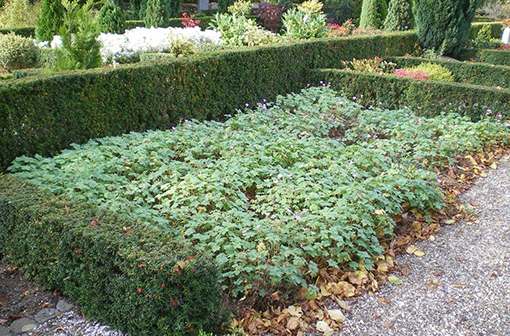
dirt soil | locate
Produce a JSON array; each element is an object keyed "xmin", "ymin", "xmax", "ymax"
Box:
[{"xmin": 0, "ymin": 261, "xmax": 58, "ymax": 323}]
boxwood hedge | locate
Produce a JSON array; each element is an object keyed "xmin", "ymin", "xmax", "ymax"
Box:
[
  {"xmin": 315, "ymin": 68, "xmax": 510, "ymax": 119},
  {"xmin": 388, "ymin": 56, "xmax": 510, "ymax": 88},
  {"xmin": 0, "ymin": 174, "xmax": 228, "ymax": 335}
]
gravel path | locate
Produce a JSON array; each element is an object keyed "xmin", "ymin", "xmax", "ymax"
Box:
[{"xmin": 337, "ymin": 155, "xmax": 510, "ymax": 335}]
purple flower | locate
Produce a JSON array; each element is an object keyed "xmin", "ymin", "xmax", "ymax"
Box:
[
  {"xmin": 277, "ymin": 173, "xmax": 284, "ymax": 179},
  {"xmin": 296, "ymin": 216, "xmax": 302, "ymax": 221},
  {"xmin": 301, "ymin": 227, "xmax": 307, "ymax": 231},
  {"xmin": 485, "ymin": 109, "xmax": 493, "ymax": 115},
  {"xmin": 311, "ymin": 231, "xmax": 316, "ymax": 235},
  {"xmin": 245, "ymin": 103, "xmax": 250, "ymax": 107}
]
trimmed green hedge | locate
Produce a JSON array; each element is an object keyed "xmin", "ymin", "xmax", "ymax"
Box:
[
  {"xmin": 0, "ymin": 27, "xmax": 36, "ymax": 37},
  {"xmin": 389, "ymin": 56, "xmax": 510, "ymax": 88},
  {"xmin": 0, "ymin": 175, "xmax": 228, "ymax": 335},
  {"xmin": 0, "ymin": 31, "xmax": 419, "ymax": 171},
  {"xmin": 124, "ymin": 15, "xmax": 222, "ymax": 30},
  {"xmin": 477, "ymin": 49, "xmax": 510, "ymax": 66},
  {"xmin": 314, "ymin": 68, "xmax": 510, "ymax": 119},
  {"xmin": 458, "ymin": 48, "xmax": 510, "ymax": 66},
  {"xmin": 468, "ymin": 22, "xmax": 503, "ymax": 40}
]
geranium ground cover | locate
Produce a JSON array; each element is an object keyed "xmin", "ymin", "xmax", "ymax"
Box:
[{"xmin": 9, "ymin": 86, "xmax": 509, "ymax": 297}]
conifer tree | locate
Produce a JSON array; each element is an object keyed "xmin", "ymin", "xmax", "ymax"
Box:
[
  {"xmin": 384, "ymin": 0, "xmax": 413, "ymax": 31},
  {"xmin": 414, "ymin": 0, "xmax": 484, "ymax": 56},
  {"xmin": 359, "ymin": 0, "xmax": 387, "ymax": 29},
  {"xmin": 35, "ymin": 0, "xmax": 64, "ymax": 41}
]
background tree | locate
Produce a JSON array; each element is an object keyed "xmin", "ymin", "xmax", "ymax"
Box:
[
  {"xmin": 414, "ymin": 0, "xmax": 484, "ymax": 56},
  {"xmin": 143, "ymin": 0, "xmax": 180, "ymax": 27},
  {"xmin": 384, "ymin": 0, "xmax": 413, "ymax": 31},
  {"xmin": 97, "ymin": 0, "xmax": 126, "ymax": 33},
  {"xmin": 36, "ymin": 0, "xmax": 64, "ymax": 41},
  {"xmin": 55, "ymin": 0, "xmax": 102, "ymax": 70},
  {"xmin": 359, "ymin": 0, "xmax": 387, "ymax": 29}
]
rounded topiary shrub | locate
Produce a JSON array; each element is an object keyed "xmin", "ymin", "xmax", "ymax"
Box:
[{"xmin": 0, "ymin": 33, "xmax": 38, "ymax": 72}]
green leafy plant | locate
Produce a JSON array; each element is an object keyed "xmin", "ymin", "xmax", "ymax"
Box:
[
  {"xmin": 10, "ymin": 86, "xmax": 509, "ymax": 299},
  {"xmin": 210, "ymin": 12, "xmax": 277, "ymax": 46},
  {"xmin": 167, "ymin": 34, "xmax": 197, "ymax": 57},
  {"xmin": 414, "ymin": 0, "xmax": 484, "ymax": 56},
  {"xmin": 36, "ymin": 0, "xmax": 64, "ymax": 41},
  {"xmin": 228, "ymin": 0, "xmax": 251, "ymax": 16},
  {"xmin": 407, "ymin": 63, "xmax": 456, "ymax": 82},
  {"xmin": 54, "ymin": 0, "xmax": 102, "ymax": 70},
  {"xmin": 383, "ymin": 0, "xmax": 413, "ymax": 31},
  {"xmin": 282, "ymin": 1, "xmax": 328, "ymax": 39},
  {"xmin": 0, "ymin": 32, "xmax": 38, "ymax": 72},
  {"xmin": 97, "ymin": 0, "xmax": 126, "ymax": 33},
  {"xmin": 341, "ymin": 56, "xmax": 396, "ymax": 73},
  {"xmin": 0, "ymin": 0, "xmax": 41, "ymax": 29},
  {"xmin": 359, "ymin": 0, "xmax": 387, "ymax": 29},
  {"xmin": 144, "ymin": 0, "xmax": 181, "ymax": 27},
  {"xmin": 297, "ymin": 0, "xmax": 324, "ymax": 14}
]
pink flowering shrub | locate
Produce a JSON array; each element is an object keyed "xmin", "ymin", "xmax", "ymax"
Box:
[
  {"xmin": 394, "ymin": 68, "xmax": 430, "ymax": 80},
  {"xmin": 181, "ymin": 12, "xmax": 200, "ymax": 28}
]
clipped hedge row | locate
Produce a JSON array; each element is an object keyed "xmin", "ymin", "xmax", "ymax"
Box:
[
  {"xmin": 0, "ymin": 175, "xmax": 228, "ymax": 335},
  {"xmin": 0, "ymin": 27, "xmax": 35, "ymax": 37},
  {"xmin": 389, "ymin": 56, "xmax": 510, "ymax": 88},
  {"xmin": 314, "ymin": 68, "xmax": 510, "ymax": 119},
  {"xmin": 458, "ymin": 47, "xmax": 510, "ymax": 66},
  {"xmin": 468, "ymin": 21, "xmax": 503, "ymax": 40},
  {"xmin": 0, "ymin": 31, "xmax": 419, "ymax": 171},
  {"xmin": 124, "ymin": 15, "xmax": 222, "ymax": 30}
]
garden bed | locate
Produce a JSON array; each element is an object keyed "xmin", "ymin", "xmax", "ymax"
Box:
[{"xmin": 2, "ymin": 86, "xmax": 509, "ymax": 334}]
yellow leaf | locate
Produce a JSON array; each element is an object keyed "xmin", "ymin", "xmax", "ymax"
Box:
[
  {"xmin": 388, "ymin": 275, "xmax": 403, "ymax": 285},
  {"xmin": 327, "ymin": 309, "xmax": 346, "ymax": 323},
  {"xmin": 348, "ymin": 270, "xmax": 368, "ymax": 286},
  {"xmin": 406, "ymin": 245, "xmax": 418, "ymax": 254},
  {"xmin": 287, "ymin": 305, "xmax": 303, "ymax": 317},
  {"xmin": 443, "ymin": 219, "xmax": 455, "ymax": 225},
  {"xmin": 490, "ymin": 163, "xmax": 497, "ymax": 169},
  {"xmin": 336, "ymin": 281, "xmax": 356, "ymax": 298},
  {"xmin": 413, "ymin": 250, "xmax": 425, "ymax": 257},
  {"xmin": 316, "ymin": 321, "xmax": 332, "ymax": 334},
  {"xmin": 287, "ymin": 316, "xmax": 300, "ymax": 330},
  {"xmin": 376, "ymin": 260, "xmax": 391, "ymax": 273},
  {"xmin": 428, "ymin": 235, "xmax": 436, "ymax": 242},
  {"xmin": 320, "ymin": 284, "xmax": 331, "ymax": 297}
]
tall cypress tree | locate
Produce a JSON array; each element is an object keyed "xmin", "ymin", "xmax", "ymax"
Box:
[
  {"xmin": 384, "ymin": 0, "xmax": 413, "ymax": 31},
  {"xmin": 414, "ymin": 0, "xmax": 484, "ymax": 56},
  {"xmin": 359, "ymin": 0, "xmax": 387, "ymax": 29},
  {"xmin": 35, "ymin": 0, "xmax": 64, "ymax": 42}
]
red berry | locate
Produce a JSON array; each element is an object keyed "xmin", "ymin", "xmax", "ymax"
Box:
[
  {"xmin": 137, "ymin": 288, "xmax": 142, "ymax": 294},
  {"xmin": 161, "ymin": 283, "xmax": 166, "ymax": 288}
]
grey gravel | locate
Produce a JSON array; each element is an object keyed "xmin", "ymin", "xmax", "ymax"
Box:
[
  {"xmin": 22, "ymin": 311, "xmax": 123, "ymax": 336},
  {"xmin": 337, "ymin": 155, "xmax": 510, "ymax": 335}
]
